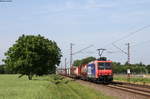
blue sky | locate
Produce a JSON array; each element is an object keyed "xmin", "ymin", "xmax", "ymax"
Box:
[{"xmin": 0, "ymin": 0, "xmax": 150, "ymax": 66}]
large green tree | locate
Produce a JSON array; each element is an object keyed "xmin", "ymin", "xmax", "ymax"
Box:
[{"xmin": 3, "ymin": 34, "xmax": 62, "ymax": 80}]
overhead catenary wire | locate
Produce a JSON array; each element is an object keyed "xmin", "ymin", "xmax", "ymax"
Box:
[
  {"xmin": 101, "ymin": 25, "xmax": 150, "ymax": 64},
  {"xmin": 103, "ymin": 25, "xmax": 150, "ymax": 58},
  {"xmin": 102, "ymin": 25, "xmax": 150, "ymax": 49},
  {"xmin": 112, "ymin": 39, "xmax": 150, "ymax": 49},
  {"xmin": 67, "ymin": 25, "xmax": 150, "ymax": 57},
  {"xmin": 112, "ymin": 24, "xmax": 150, "ymax": 44},
  {"xmin": 63, "ymin": 25, "xmax": 150, "ymax": 66},
  {"xmin": 131, "ymin": 40, "xmax": 150, "ymax": 47},
  {"xmin": 112, "ymin": 43, "xmax": 128, "ymax": 55},
  {"xmin": 72, "ymin": 44, "xmax": 94, "ymax": 55}
]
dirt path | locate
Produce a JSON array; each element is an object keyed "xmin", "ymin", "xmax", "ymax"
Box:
[{"xmin": 75, "ymin": 80, "xmax": 149, "ymax": 99}]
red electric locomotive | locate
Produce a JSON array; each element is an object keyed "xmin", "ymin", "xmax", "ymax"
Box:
[{"xmin": 76, "ymin": 57, "xmax": 113, "ymax": 83}]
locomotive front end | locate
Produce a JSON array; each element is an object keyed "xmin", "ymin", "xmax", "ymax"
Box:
[{"xmin": 97, "ymin": 61, "xmax": 113, "ymax": 83}]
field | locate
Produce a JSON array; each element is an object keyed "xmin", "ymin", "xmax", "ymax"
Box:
[
  {"xmin": 0, "ymin": 74, "xmax": 114, "ymax": 99},
  {"xmin": 114, "ymin": 74, "xmax": 150, "ymax": 85}
]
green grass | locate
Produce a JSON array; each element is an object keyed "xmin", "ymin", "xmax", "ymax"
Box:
[
  {"xmin": 114, "ymin": 75, "xmax": 150, "ymax": 84},
  {"xmin": 0, "ymin": 74, "xmax": 115, "ymax": 99}
]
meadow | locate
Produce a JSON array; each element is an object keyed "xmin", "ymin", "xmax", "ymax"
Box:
[
  {"xmin": 114, "ymin": 74, "xmax": 150, "ymax": 85},
  {"xmin": 0, "ymin": 74, "xmax": 114, "ymax": 99}
]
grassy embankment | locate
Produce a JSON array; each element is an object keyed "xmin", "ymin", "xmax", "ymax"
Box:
[
  {"xmin": 114, "ymin": 74, "xmax": 150, "ymax": 85},
  {"xmin": 0, "ymin": 74, "xmax": 115, "ymax": 99}
]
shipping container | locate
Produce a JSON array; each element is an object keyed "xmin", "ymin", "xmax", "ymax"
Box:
[
  {"xmin": 87, "ymin": 63, "xmax": 96, "ymax": 78},
  {"xmin": 80, "ymin": 64, "xmax": 88, "ymax": 79}
]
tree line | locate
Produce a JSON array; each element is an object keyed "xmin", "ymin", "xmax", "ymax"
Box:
[{"xmin": 112, "ymin": 62, "xmax": 150, "ymax": 74}]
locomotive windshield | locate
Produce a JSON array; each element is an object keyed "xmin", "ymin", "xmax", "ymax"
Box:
[{"xmin": 98, "ymin": 62, "xmax": 111, "ymax": 70}]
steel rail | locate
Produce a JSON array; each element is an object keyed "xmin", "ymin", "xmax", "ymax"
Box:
[{"xmin": 106, "ymin": 84, "xmax": 150, "ymax": 98}]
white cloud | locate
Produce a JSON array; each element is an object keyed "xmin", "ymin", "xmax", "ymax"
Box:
[
  {"xmin": 85, "ymin": 0, "xmax": 116, "ymax": 9},
  {"xmin": 41, "ymin": 0, "xmax": 117, "ymax": 12},
  {"xmin": 85, "ymin": 3, "xmax": 116, "ymax": 9}
]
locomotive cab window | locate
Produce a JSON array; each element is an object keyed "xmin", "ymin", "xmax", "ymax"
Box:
[
  {"xmin": 98, "ymin": 63, "xmax": 105, "ymax": 69},
  {"xmin": 105, "ymin": 63, "xmax": 111, "ymax": 69},
  {"xmin": 98, "ymin": 62, "xmax": 112, "ymax": 70}
]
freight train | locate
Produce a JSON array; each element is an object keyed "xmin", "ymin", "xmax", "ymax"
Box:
[{"xmin": 57, "ymin": 57, "xmax": 113, "ymax": 83}]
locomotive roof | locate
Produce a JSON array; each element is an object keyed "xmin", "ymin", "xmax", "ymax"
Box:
[{"xmin": 88, "ymin": 60, "xmax": 112, "ymax": 64}]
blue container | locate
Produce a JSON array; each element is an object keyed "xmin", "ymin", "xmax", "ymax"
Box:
[{"xmin": 87, "ymin": 63, "xmax": 96, "ymax": 78}]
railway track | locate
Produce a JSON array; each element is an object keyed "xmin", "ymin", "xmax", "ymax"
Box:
[
  {"xmin": 113, "ymin": 81, "xmax": 150, "ymax": 89},
  {"xmin": 107, "ymin": 82, "xmax": 150, "ymax": 98},
  {"xmin": 62, "ymin": 75, "xmax": 150, "ymax": 98}
]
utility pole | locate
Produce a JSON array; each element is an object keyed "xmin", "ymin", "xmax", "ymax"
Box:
[
  {"xmin": 65, "ymin": 58, "xmax": 67, "ymax": 75},
  {"xmin": 97, "ymin": 48, "xmax": 106, "ymax": 58},
  {"xmin": 126, "ymin": 43, "xmax": 130, "ymax": 64},
  {"xmin": 70, "ymin": 43, "xmax": 73, "ymax": 68}
]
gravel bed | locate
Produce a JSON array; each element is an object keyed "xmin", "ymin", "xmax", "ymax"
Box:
[{"xmin": 75, "ymin": 80, "xmax": 149, "ymax": 99}]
